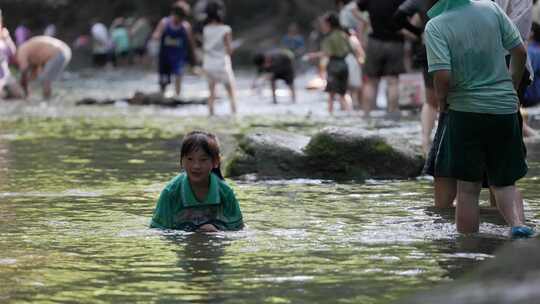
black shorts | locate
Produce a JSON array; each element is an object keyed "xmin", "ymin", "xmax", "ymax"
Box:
[
  {"xmin": 325, "ymin": 57, "xmax": 348, "ymax": 95},
  {"xmin": 364, "ymin": 37, "xmax": 405, "ymax": 78},
  {"xmin": 273, "ymin": 67, "xmax": 295, "ymax": 86},
  {"xmin": 423, "ymin": 112, "xmax": 448, "ymax": 177},
  {"xmin": 439, "ymin": 110, "xmax": 527, "ymax": 186}
]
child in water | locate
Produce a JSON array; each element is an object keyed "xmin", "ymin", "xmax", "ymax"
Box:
[
  {"xmin": 150, "ymin": 131, "xmax": 244, "ymax": 232},
  {"xmin": 202, "ymin": 1, "xmax": 237, "ymax": 115},
  {"xmin": 305, "ymin": 12, "xmax": 353, "ymax": 114},
  {"xmin": 152, "ymin": 2, "xmax": 195, "ymax": 96}
]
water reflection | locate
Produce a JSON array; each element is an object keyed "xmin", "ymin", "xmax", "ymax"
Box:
[
  {"xmin": 433, "ymin": 235, "xmax": 507, "ymax": 280},
  {"xmin": 169, "ymin": 233, "xmax": 227, "ymax": 280}
]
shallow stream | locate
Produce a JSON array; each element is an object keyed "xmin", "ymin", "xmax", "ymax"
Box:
[{"xmin": 1, "ymin": 69, "xmax": 539, "ymax": 303}]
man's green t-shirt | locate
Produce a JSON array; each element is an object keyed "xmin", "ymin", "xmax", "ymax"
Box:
[
  {"xmin": 425, "ymin": 0, "xmax": 523, "ymax": 114},
  {"xmin": 150, "ymin": 173, "xmax": 244, "ymax": 231}
]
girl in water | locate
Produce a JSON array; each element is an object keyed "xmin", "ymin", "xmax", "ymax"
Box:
[{"xmin": 150, "ymin": 131, "xmax": 244, "ymax": 232}]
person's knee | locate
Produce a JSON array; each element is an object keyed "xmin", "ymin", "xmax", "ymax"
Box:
[{"xmin": 458, "ymin": 180, "xmax": 481, "ymax": 195}]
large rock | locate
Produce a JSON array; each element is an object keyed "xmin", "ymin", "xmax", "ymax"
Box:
[
  {"xmin": 225, "ymin": 130, "xmax": 311, "ymax": 179},
  {"xmin": 225, "ymin": 127, "xmax": 424, "ymax": 180},
  {"xmin": 397, "ymin": 238, "xmax": 540, "ymax": 304}
]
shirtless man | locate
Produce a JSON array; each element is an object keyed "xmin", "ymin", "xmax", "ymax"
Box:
[{"xmin": 17, "ymin": 36, "xmax": 71, "ymax": 99}]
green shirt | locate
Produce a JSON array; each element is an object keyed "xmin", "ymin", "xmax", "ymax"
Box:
[
  {"xmin": 321, "ymin": 30, "xmax": 351, "ymax": 58},
  {"xmin": 150, "ymin": 173, "xmax": 244, "ymax": 231},
  {"xmin": 111, "ymin": 27, "xmax": 130, "ymax": 54},
  {"xmin": 425, "ymin": 0, "xmax": 522, "ymax": 114}
]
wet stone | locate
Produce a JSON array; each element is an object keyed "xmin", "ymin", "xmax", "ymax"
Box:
[{"xmin": 225, "ymin": 127, "xmax": 425, "ymax": 180}]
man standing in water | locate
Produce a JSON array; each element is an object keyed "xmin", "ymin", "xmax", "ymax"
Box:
[
  {"xmin": 17, "ymin": 36, "xmax": 71, "ymax": 99},
  {"xmin": 356, "ymin": 0, "xmax": 405, "ymax": 118},
  {"xmin": 425, "ymin": 0, "xmax": 533, "ymax": 237}
]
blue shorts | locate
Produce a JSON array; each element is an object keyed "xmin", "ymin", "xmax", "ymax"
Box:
[{"xmin": 158, "ymin": 57, "xmax": 185, "ymax": 85}]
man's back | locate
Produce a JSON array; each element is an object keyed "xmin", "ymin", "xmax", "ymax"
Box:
[{"xmin": 426, "ymin": 0, "xmax": 521, "ymax": 114}]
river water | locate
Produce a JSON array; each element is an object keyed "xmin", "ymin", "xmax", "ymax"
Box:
[{"xmin": 0, "ymin": 69, "xmax": 539, "ymax": 303}]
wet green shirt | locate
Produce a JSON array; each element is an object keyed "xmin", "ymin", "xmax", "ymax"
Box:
[
  {"xmin": 321, "ymin": 30, "xmax": 351, "ymax": 58},
  {"xmin": 150, "ymin": 173, "xmax": 244, "ymax": 231},
  {"xmin": 425, "ymin": 0, "xmax": 522, "ymax": 114}
]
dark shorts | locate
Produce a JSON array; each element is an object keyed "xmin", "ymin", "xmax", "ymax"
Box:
[
  {"xmin": 269, "ymin": 56, "xmax": 295, "ymax": 86},
  {"xmin": 158, "ymin": 57, "xmax": 185, "ymax": 86},
  {"xmin": 438, "ymin": 110, "xmax": 527, "ymax": 187},
  {"xmin": 133, "ymin": 47, "xmax": 146, "ymax": 57},
  {"xmin": 92, "ymin": 53, "xmax": 108, "ymax": 67},
  {"xmin": 423, "ymin": 112, "xmax": 448, "ymax": 177},
  {"xmin": 272, "ymin": 67, "xmax": 295, "ymax": 86},
  {"xmin": 325, "ymin": 57, "xmax": 348, "ymax": 95},
  {"xmin": 364, "ymin": 37, "xmax": 405, "ymax": 78}
]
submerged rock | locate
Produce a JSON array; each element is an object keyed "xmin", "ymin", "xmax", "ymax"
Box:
[
  {"xmin": 225, "ymin": 127, "xmax": 424, "ymax": 180},
  {"xmin": 398, "ymin": 238, "xmax": 540, "ymax": 304},
  {"xmin": 76, "ymin": 91, "xmax": 207, "ymax": 107}
]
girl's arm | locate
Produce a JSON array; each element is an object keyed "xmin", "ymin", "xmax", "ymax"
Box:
[
  {"xmin": 151, "ymin": 18, "xmax": 166, "ymax": 40},
  {"xmin": 183, "ymin": 21, "xmax": 198, "ymax": 66},
  {"xmin": 224, "ymin": 31, "xmax": 233, "ymax": 56},
  {"xmin": 303, "ymin": 51, "xmax": 326, "ymax": 61}
]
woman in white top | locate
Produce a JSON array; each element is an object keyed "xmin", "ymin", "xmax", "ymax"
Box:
[{"xmin": 202, "ymin": 2, "xmax": 237, "ymax": 115}]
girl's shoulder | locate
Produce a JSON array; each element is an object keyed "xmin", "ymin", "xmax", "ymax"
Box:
[
  {"xmin": 216, "ymin": 177, "xmax": 236, "ymax": 198},
  {"xmin": 162, "ymin": 173, "xmax": 186, "ymax": 193}
]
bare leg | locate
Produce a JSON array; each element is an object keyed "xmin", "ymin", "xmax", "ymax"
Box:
[
  {"xmin": 224, "ymin": 82, "xmax": 237, "ymax": 114},
  {"xmin": 207, "ymin": 80, "xmax": 216, "ymax": 116},
  {"xmin": 175, "ymin": 74, "xmax": 183, "ymax": 96},
  {"xmin": 361, "ymin": 77, "xmax": 379, "ymax": 116},
  {"xmin": 386, "ymin": 76, "xmax": 400, "ymax": 114},
  {"xmin": 6, "ymin": 83, "xmax": 25, "ymax": 99},
  {"xmin": 434, "ymin": 177, "xmax": 456, "ymax": 208},
  {"xmin": 523, "ymin": 120, "xmax": 539, "ymax": 137},
  {"xmin": 421, "ymin": 87, "xmax": 438, "ymax": 155},
  {"xmin": 456, "ymin": 180, "xmax": 481, "ymax": 233},
  {"xmin": 338, "ymin": 94, "xmax": 350, "ymax": 111},
  {"xmin": 289, "ymin": 83, "xmax": 296, "ymax": 103},
  {"xmin": 328, "ymin": 92, "xmax": 335, "ymax": 114},
  {"xmin": 492, "ymin": 185, "xmax": 525, "ymax": 227},
  {"xmin": 489, "ymin": 188, "xmax": 497, "ymax": 208},
  {"xmin": 271, "ymin": 80, "xmax": 277, "ymax": 104},
  {"xmin": 42, "ymin": 81, "xmax": 52, "ymax": 99},
  {"xmin": 351, "ymin": 86, "xmax": 362, "ymax": 110}
]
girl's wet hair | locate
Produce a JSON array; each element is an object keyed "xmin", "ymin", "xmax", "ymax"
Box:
[
  {"xmin": 205, "ymin": 1, "xmax": 226, "ymax": 23},
  {"xmin": 180, "ymin": 131, "xmax": 224, "ymax": 179}
]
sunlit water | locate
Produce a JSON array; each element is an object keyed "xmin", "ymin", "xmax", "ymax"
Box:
[{"xmin": 0, "ymin": 69, "xmax": 539, "ymax": 303}]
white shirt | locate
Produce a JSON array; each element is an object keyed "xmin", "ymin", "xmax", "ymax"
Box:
[
  {"xmin": 91, "ymin": 23, "xmax": 110, "ymax": 54},
  {"xmin": 494, "ymin": 0, "xmax": 533, "ymax": 81},
  {"xmin": 340, "ymin": 2, "xmax": 361, "ymax": 31},
  {"xmin": 494, "ymin": 0, "xmax": 533, "ymax": 41},
  {"xmin": 202, "ymin": 24, "xmax": 232, "ymax": 71}
]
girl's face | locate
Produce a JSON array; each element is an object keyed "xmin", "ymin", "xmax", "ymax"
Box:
[
  {"xmin": 320, "ymin": 20, "xmax": 331, "ymax": 34},
  {"xmin": 181, "ymin": 149, "xmax": 218, "ymax": 185}
]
